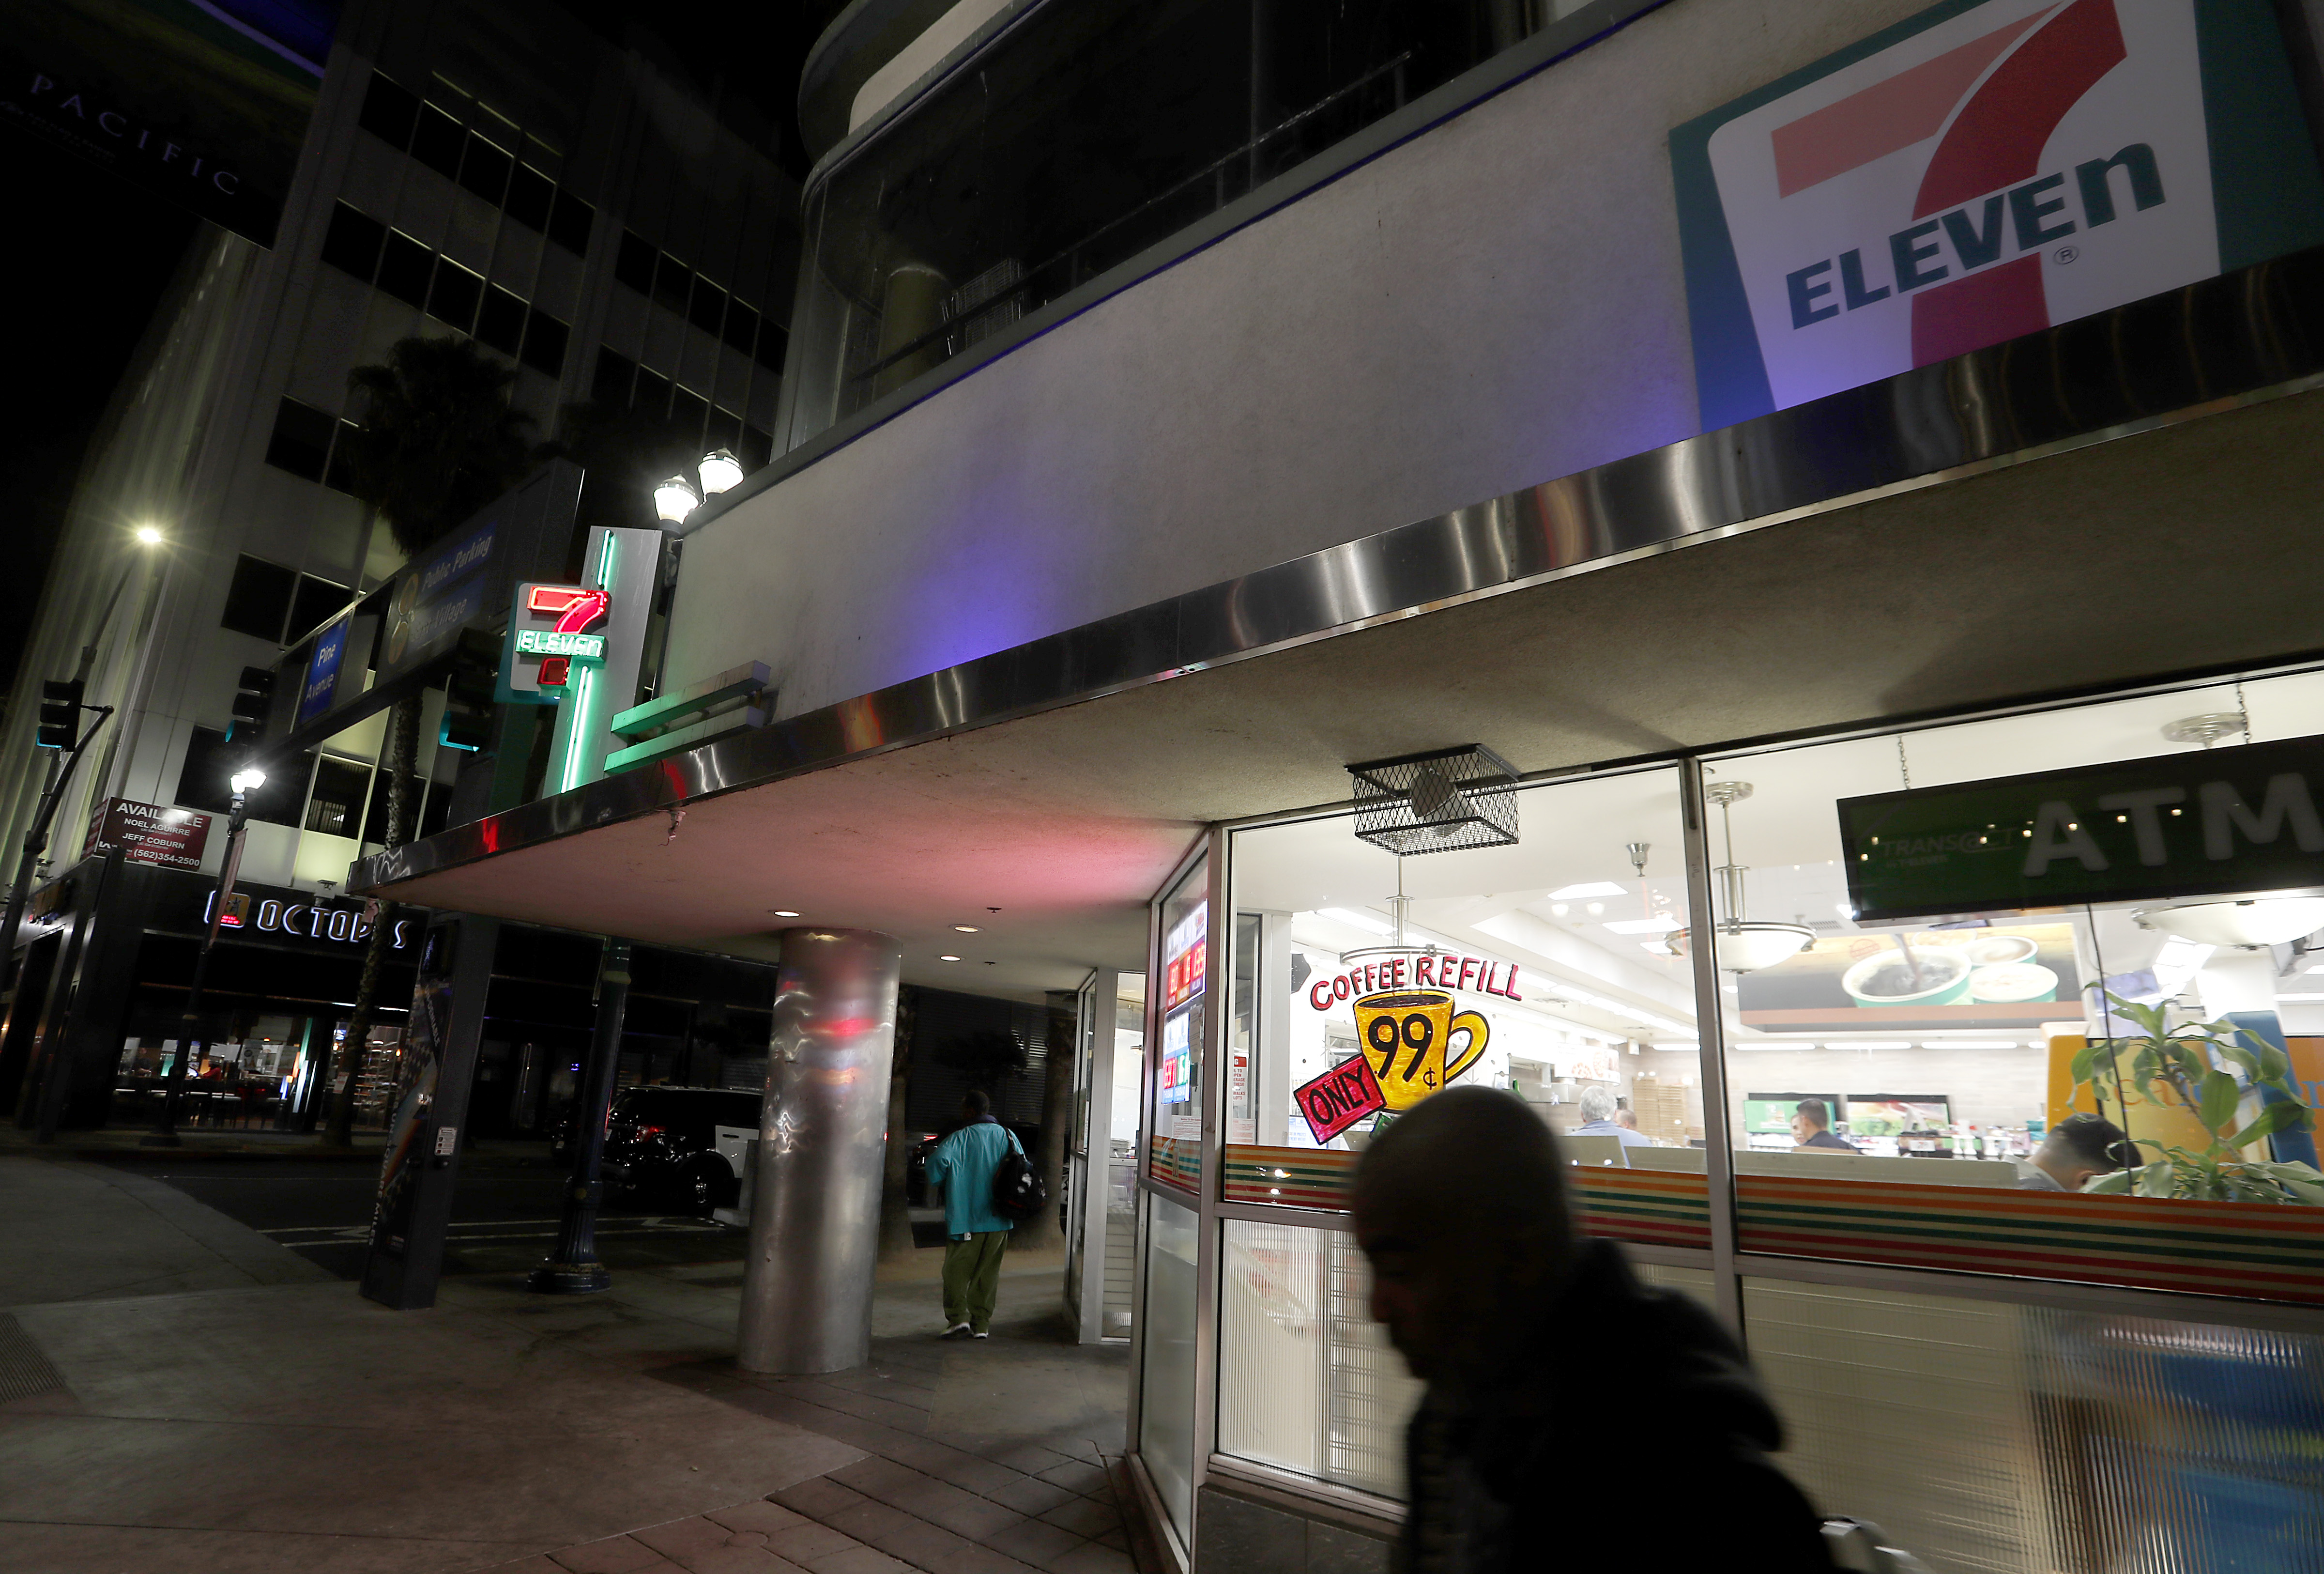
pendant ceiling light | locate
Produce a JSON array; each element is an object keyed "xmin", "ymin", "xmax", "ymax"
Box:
[
  {"xmin": 2133, "ymin": 896, "xmax": 2324, "ymax": 949},
  {"xmin": 1669, "ymin": 780, "xmax": 1814, "ymax": 972}
]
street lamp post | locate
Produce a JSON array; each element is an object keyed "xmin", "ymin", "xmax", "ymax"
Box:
[
  {"xmin": 529, "ymin": 938, "xmax": 631, "ymax": 1293},
  {"xmin": 142, "ymin": 766, "xmax": 263, "ymax": 1147}
]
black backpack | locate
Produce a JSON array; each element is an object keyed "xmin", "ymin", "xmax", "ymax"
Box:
[{"xmin": 992, "ymin": 1133, "xmax": 1047, "ymax": 1220}]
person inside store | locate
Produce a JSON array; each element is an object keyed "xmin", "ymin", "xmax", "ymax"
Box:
[
  {"xmin": 923, "ymin": 1089, "xmax": 1021, "ymax": 1340},
  {"xmin": 1789, "ymin": 1098, "xmax": 1858, "ymax": 1154},
  {"xmin": 1572, "ymin": 1085, "xmax": 1657, "ymax": 1148},
  {"xmin": 1612, "ymin": 1108, "xmax": 1655, "ymax": 1144},
  {"xmin": 1354, "ymin": 1087, "xmax": 1835, "ymax": 1572},
  {"xmin": 2017, "ymin": 1112, "xmax": 2132, "ymax": 1191}
]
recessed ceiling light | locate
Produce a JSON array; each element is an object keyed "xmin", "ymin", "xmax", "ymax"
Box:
[
  {"xmin": 770, "ymin": 909, "xmax": 800, "ymax": 918},
  {"xmin": 939, "ymin": 955, "xmax": 962, "ymax": 962},
  {"xmin": 1549, "ymin": 881, "xmax": 1627, "ymax": 899},
  {"xmin": 953, "ymin": 925, "xmax": 979, "ymax": 933}
]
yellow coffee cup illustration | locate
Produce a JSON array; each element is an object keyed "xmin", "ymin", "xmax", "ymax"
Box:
[{"xmin": 1355, "ymin": 990, "xmax": 1489, "ymax": 1111}]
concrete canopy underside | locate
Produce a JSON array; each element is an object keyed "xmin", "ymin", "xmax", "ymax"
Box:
[{"xmin": 362, "ymin": 390, "xmax": 2324, "ymax": 998}]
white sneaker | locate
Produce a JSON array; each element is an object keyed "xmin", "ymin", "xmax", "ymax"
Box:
[
  {"xmin": 972, "ymin": 1331, "xmax": 990, "ymax": 1339},
  {"xmin": 941, "ymin": 1322, "xmax": 973, "ymax": 1340}
]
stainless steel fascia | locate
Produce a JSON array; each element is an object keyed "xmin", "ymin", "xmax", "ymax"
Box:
[
  {"xmin": 349, "ymin": 253, "xmax": 2324, "ymax": 898},
  {"xmin": 736, "ymin": 926, "xmax": 902, "ymax": 1374}
]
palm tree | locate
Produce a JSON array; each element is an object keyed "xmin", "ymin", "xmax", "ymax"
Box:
[{"xmin": 315, "ymin": 337, "xmax": 535, "ymax": 1147}]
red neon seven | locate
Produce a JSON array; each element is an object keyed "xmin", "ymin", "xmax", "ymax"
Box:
[{"xmin": 526, "ymin": 585, "xmax": 611, "ymax": 633}]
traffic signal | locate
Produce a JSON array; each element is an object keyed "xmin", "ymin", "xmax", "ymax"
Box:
[
  {"xmin": 229, "ymin": 666, "xmax": 275, "ymax": 746},
  {"xmin": 35, "ymin": 679, "xmax": 82, "ymax": 750},
  {"xmin": 441, "ymin": 629, "xmax": 500, "ymax": 751}
]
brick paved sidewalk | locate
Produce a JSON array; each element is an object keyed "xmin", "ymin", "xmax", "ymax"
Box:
[{"xmin": 476, "ymin": 1319, "xmax": 1146, "ymax": 1574}]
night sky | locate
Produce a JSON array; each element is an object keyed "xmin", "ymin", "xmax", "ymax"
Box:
[{"xmin": 0, "ymin": 1, "xmax": 836, "ymax": 696}]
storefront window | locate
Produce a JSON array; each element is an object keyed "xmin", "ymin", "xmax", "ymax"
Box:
[
  {"xmin": 1149, "ymin": 855, "xmax": 1209, "ymax": 1192},
  {"xmin": 1707, "ymin": 675, "xmax": 2324, "ymax": 1292},
  {"xmin": 1139, "ymin": 1190, "xmax": 1201, "ymax": 1541},
  {"xmin": 1215, "ymin": 766, "xmax": 1693, "ymax": 1491}
]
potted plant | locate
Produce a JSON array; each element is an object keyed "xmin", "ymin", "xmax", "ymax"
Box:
[{"xmin": 2072, "ymin": 994, "xmax": 2324, "ymax": 1204}]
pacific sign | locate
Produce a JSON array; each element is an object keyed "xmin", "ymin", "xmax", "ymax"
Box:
[{"xmin": 1671, "ymin": 0, "xmax": 2324, "ymax": 428}]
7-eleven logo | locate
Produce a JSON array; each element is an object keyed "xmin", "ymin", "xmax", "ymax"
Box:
[{"xmin": 1689, "ymin": 0, "xmax": 2223, "ymax": 419}]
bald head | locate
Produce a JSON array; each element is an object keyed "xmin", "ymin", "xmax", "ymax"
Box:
[{"xmin": 1352, "ymin": 1088, "xmax": 1576, "ymax": 1386}]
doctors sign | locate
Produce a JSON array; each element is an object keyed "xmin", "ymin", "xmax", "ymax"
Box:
[{"xmin": 1671, "ymin": 0, "xmax": 2324, "ymax": 429}]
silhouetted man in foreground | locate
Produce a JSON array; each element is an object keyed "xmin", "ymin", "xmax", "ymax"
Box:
[{"xmin": 1353, "ymin": 1087, "xmax": 1833, "ymax": 1573}]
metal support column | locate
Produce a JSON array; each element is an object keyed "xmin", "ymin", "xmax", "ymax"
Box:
[
  {"xmin": 736, "ymin": 926, "xmax": 901, "ymax": 1374},
  {"xmin": 1076, "ymin": 967, "xmax": 1119, "ymax": 1343},
  {"xmin": 359, "ymin": 914, "xmax": 501, "ymax": 1310},
  {"xmin": 1680, "ymin": 763, "xmax": 1745, "ymax": 1335}
]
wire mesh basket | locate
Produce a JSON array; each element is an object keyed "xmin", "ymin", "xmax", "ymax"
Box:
[{"xmin": 1347, "ymin": 745, "xmax": 1519, "ymax": 856}]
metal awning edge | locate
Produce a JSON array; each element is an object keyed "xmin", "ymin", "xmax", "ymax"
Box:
[{"xmin": 348, "ymin": 259, "xmax": 2324, "ymax": 898}]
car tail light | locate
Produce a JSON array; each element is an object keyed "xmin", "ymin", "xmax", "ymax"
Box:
[{"xmin": 633, "ymin": 1124, "xmax": 666, "ymax": 1139}]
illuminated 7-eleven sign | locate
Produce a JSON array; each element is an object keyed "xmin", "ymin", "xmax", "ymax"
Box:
[{"xmin": 499, "ymin": 582, "xmax": 610, "ymax": 702}]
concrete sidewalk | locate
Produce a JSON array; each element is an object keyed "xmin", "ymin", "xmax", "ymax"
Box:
[{"xmin": 0, "ymin": 1157, "xmax": 1139, "ymax": 1574}]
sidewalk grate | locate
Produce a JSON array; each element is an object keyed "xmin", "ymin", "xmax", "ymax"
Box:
[{"xmin": 0, "ymin": 1314, "xmax": 67, "ymax": 1405}]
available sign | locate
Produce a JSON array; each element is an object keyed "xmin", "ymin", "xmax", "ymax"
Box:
[
  {"xmin": 1671, "ymin": 0, "xmax": 2324, "ymax": 429},
  {"xmin": 85, "ymin": 799, "xmax": 210, "ymax": 871},
  {"xmin": 1840, "ymin": 735, "xmax": 2324, "ymax": 920}
]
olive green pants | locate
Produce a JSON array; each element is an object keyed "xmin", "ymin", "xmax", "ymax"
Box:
[{"xmin": 942, "ymin": 1230, "xmax": 1010, "ymax": 1332}]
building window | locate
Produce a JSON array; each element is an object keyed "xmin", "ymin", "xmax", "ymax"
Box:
[
  {"xmin": 592, "ymin": 346, "xmax": 637, "ymax": 407},
  {"xmin": 320, "ymin": 201, "xmax": 386, "ymax": 281},
  {"xmin": 428, "ymin": 257, "xmax": 485, "ymax": 333},
  {"xmin": 458, "ymin": 133, "xmax": 512, "ymax": 205},
  {"xmin": 754, "ymin": 323, "xmax": 788, "ymax": 374},
  {"xmin": 688, "ymin": 278, "xmax": 726, "ymax": 337},
  {"xmin": 325, "ymin": 422, "xmax": 362, "ymax": 495},
  {"xmin": 376, "ymin": 231, "xmax": 434, "ymax": 307},
  {"xmin": 477, "ymin": 286, "xmax": 528, "ymax": 356},
  {"xmin": 615, "ymin": 230, "xmax": 657, "ymax": 294},
  {"xmin": 357, "ymin": 72, "xmax": 421, "ymax": 148},
  {"xmin": 355, "ymin": 71, "xmax": 591, "ymax": 256},
  {"xmin": 722, "ymin": 300, "xmax": 759, "ymax": 356},
  {"xmin": 306, "ymin": 756, "xmax": 373, "ymax": 836},
  {"xmin": 548, "ymin": 190, "xmax": 594, "ymax": 256},
  {"xmin": 520, "ymin": 309, "xmax": 568, "ymax": 377},
  {"xmin": 650, "ymin": 251, "xmax": 691, "ymax": 316},
  {"xmin": 670, "ymin": 386, "xmax": 707, "ymax": 435},
  {"xmin": 287, "ymin": 574, "xmax": 350, "ymax": 644},
  {"xmin": 263, "ymin": 399, "xmax": 336, "ymax": 483},
  {"xmin": 634, "ymin": 366, "xmax": 672, "ymax": 417},
  {"xmin": 219, "ymin": 556, "xmax": 297, "ymax": 642},
  {"xmin": 410, "ymin": 101, "xmax": 465, "ymax": 179},
  {"xmin": 505, "ymin": 164, "xmax": 553, "ymax": 231}
]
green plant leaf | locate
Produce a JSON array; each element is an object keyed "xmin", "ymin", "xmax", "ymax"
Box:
[
  {"xmin": 2215, "ymin": 1041, "xmax": 2263, "ymax": 1079},
  {"xmin": 2083, "ymin": 1169, "xmax": 2130, "ymax": 1193},
  {"xmin": 2069, "ymin": 1041, "xmax": 2100, "ymax": 1085},
  {"xmin": 2227, "ymin": 1100, "xmax": 2306, "ymax": 1150},
  {"xmin": 2260, "ymin": 1045, "xmax": 2293, "ymax": 1085},
  {"xmin": 2199, "ymin": 1070, "xmax": 2243, "ymax": 1132}
]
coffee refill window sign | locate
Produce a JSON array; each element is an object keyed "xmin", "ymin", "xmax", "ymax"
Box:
[{"xmin": 1293, "ymin": 945, "xmax": 1511, "ymax": 1144}]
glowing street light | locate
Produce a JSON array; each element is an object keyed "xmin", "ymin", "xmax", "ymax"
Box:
[
  {"xmin": 229, "ymin": 767, "xmax": 267, "ymax": 797},
  {"xmin": 133, "ymin": 525, "xmax": 165, "ymax": 547},
  {"xmin": 697, "ymin": 448, "xmax": 745, "ymax": 495},
  {"xmin": 654, "ymin": 474, "xmax": 701, "ymax": 525}
]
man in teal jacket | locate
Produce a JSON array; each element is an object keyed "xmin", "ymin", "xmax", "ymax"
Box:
[{"xmin": 923, "ymin": 1089, "xmax": 1021, "ymax": 1338}]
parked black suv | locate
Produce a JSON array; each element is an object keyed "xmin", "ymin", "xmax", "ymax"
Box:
[{"xmin": 593, "ymin": 1086, "xmax": 762, "ymax": 1214}]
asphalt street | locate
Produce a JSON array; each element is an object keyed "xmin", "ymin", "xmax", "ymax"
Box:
[{"xmin": 85, "ymin": 1145, "xmax": 750, "ymax": 1280}]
